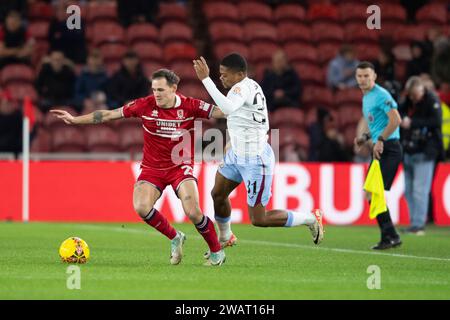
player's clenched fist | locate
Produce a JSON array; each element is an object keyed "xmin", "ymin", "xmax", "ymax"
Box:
[
  {"xmin": 193, "ymin": 56, "xmax": 210, "ymax": 81},
  {"xmin": 50, "ymin": 109, "xmax": 76, "ymax": 125}
]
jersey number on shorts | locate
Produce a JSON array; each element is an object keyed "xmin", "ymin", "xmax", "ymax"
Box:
[
  {"xmin": 181, "ymin": 165, "xmax": 193, "ymax": 176},
  {"xmin": 247, "ymin": 180, "xmax": 257, "ymax": 196}
]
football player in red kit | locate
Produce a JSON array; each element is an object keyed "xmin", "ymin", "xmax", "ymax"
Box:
[{"xmin": 51, "ymin": 69, "xmax": 226, "ymax": 266}]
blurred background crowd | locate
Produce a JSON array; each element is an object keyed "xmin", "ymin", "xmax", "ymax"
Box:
[{"xmin": 0, "ymin": 0, "xmax": 449, "ymax": 164}]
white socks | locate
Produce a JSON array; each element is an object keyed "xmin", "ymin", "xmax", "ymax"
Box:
[
  {"xmin": 215, "ymin": 218, "xmax": 232, "ymax": 242},
  {"xmin": 284, "ymin": 210, "xmax": 316, "ymax": 227}
]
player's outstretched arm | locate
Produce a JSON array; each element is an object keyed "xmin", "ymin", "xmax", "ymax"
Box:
[
  {"xmin": 50, "ymin": 108, "xmax": 124, "ymax": 125},
  {"xmin": 193, "ymin": 57, "xmax": 246, "ymax": 115}
]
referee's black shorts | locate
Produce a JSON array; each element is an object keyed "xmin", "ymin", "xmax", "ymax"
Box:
[{"xmin": 367, "ymin": 139, "xmax": 403, "ymax": 191}]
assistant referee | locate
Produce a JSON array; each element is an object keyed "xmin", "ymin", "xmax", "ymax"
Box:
[{"xmin": 354, "ymin": 61, "xmax": 403, "ymax": 250}]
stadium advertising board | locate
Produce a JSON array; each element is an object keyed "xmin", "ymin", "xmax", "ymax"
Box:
[{"xmin": 1, "ymin": 161, "xmax": 449, "ymax": 225}]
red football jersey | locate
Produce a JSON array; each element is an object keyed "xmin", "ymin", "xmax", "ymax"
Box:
[{"xmin": 122, "ymin": 93, "xmax": 213, "ymax": 169}]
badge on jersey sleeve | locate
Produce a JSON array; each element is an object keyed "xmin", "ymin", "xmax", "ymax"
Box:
[{"xmin": 232, "ymin": 86, "xmax": 242, "ymax": 97}]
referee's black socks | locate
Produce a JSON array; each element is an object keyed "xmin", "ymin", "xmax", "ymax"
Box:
[{"xmin": 376, "ymin": 210, "xmax": 400, "ymax": 241}]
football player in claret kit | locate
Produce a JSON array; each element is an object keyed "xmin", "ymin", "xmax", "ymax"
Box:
[
  {"xmin": 51, "ymin": 69, "xmax": 227, "ymax": 266},
  {"xmin": 193, "ymin": 54, "xmax": 325, "ymax": 258}
]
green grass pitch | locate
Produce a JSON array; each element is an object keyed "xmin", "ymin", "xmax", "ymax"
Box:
[{"xmin": 1, "ymin": 222, "xmax": 449, "ymax": 300}]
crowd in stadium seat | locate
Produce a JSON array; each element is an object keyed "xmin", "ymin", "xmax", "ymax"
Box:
[{"xmin": 0, "ymin": 0, "xmax": 448, "ymax": 162}]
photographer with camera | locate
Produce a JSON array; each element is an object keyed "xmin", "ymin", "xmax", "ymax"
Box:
[{"xmin": 399, "ymin": 76, "xmax": 444, "ymax": 235}]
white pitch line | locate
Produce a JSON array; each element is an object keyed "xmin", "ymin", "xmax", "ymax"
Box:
[{"xmin": 75, "ymin": 224, "xmax": 450, "ymax": 263}]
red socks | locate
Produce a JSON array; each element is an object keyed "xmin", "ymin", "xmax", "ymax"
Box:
[
  {"xmin": 143, "ymin": 208, "xmax": 177, "ymax": 240},
  {"xmin": 144, "ymin": 209, "xmax": 221, "ymax": 253},
  {"xmin": 195, "ymin": 216, "xmax": 221, "ymax": 253}
]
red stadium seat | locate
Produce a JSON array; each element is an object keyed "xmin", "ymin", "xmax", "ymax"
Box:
[
  {"xmin": 86, "ymin": 2, "xmax": 117, "ymax": 23},
  {"xmin": 393, "ymin": 25, "xmax": 426, "ymax": 44},
  {"xmin": 355, "ymin": 44, "xmax": 380, "ymax": 61},
  {"xmin": 379, "ymin": 4, "xmax": 407, "ymax": 23},
  {"xmin": 316, "ymin": 43, "xmax": 340, "ymax": 65},
  {"xmin": 119, "ymin": 126, "xmax": 144, "ymax": 155},
  {"xmin": 132, "ymin": 42, "xmax": 163, "ymax": 62},
  {"xmin": 334, "ymin": 88, "xmax": 362, "ymax": 107},
  {"xmin": 377, "ymin": 22, "xmax": 405, "ymax": 39},
  {"xmin": 126, "ymin": 23, "xmax": 159, "ymax": 44},
  {"xmin": 6, "ymin": 83, "xmax": 38, "ymax": 102},
  {"xmin": 344, "ymin": 22, "xmax": 379, "ymax": 44},
  {"xmin": 28, "ymin": 21, "xmax": 49, "ymax": 40},
  {"xmin": 416, "ymin": 4, "xmax": 447, "ymax": 25},
  {"xmin": 252, "ymin": 62, "xmax": 268, "ymax": 82},
  {"xmin": 301, "ymin": 85, "xmax": 334, "ymax": 109},
  {"xmin": 243, "ymin": 22, "xmax": 277, "ymax": 43},
  {"xmin": 0, "ymin": 64, "xmax": 35, "ymax": 85},
  {"xmin": 170, "ymin": 61, "xmax": 198, "ymax": 83},
  {"xmin": 91, "ymin": 22, "xmax": 125, "ymax": 46},
  {"xmin": 51, "ymin": 126, "xmax": 86, "ymax": 152},
  {"xmin": 143, "ymin": 62, "xmax": 164, "ymax": 77},
  {"xmin": 307, "ymin": 2, "xmax": 339, "ymax": 23},
  {"xmin": 28, "ymin": 2, "xmax": 53, "ymax": 21},
  {"xmin": 238, "ymin": 2, "xmax": 273, "ymax": 22},
  {"xmin": 158, "ymin": 2, "xmax": 188, "ymax": 22},
  {"xmin": 274, "ymin": 4, "xmax": 306, "ymax": 23},
  {"xmin": 160, "ymin": 22, "xmax": 193, "ymax": 44},
  {"xmin": 270, "ymin": 107, "xmax": 305, "ymax": 129},
  {"xmin": 214, "ymin": 42, "xmax": 249, "ymax": 61},
  {"xmin": 209, "ymin": 22, "xmax": 244, "ymax": 43},
  {"xmin": 32, "ymin": 40, "xmax": 49, "ymax": 65},
  {"xmin": 278, "ymin": 127, "xmax": 310, "ymax": 149},
  {"xmin": 338, "ymin": 105, "xmax": 363, "ymax": 128},
  {"xmin": 99, "ymin": 43, "xmax": 128, "ymax": 63},
  {"xmin": 31, "ymin": 128, "xmax": 51, "ymax": 153},
  {"xmin": 204, "ymin": 2, "xmax": 239, "ymax": 23},
  {"xmin": 277, "ymin": 22, "xmax": 311, "ymax": 44},
  {"xmin": 85, "ymin": 125, "xmax": 120, "ymax": 152},
  {"xmin": 293, "ymin": 63, "xmax": 325, "ymax": 86},
  {"xmin": 284, "ymin": 43, "xmax": 317, "ymax": 64},
  {"xmin": 311, "ymin": 22, "xmax": 344, "ymax": 44},
  {"xmin": 164, "ymin": 43, "xmax": 197, "ymax": 63},
  {"xmin": 392, "ymin": 44, "xmax": 412, "ymax": 62},
  {"xmin": 338, "ymin": 3, "xmax": 368, "ymax": 23},
  {"xmin": 116, "ymin": 117, "xmax": 142, "ymax": 132},
  {"xmin": 249, "ymin": 42, "xmax": 280, "ymax": 64},
  {"xmin": 178, "ymin": 83, "xmax": 210, "ymax": 103}
]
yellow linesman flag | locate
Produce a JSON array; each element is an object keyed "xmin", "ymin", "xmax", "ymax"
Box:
[{"xmin": 363, "ymin": 160, "xmax": 387, "ymax": 219}]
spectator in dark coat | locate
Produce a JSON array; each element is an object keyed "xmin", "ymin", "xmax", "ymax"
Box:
[
  {"xmin": 0, "ymin": 10, "xmax": 34, "ymax": 69},
  {"xmin": 372, "ymin": 48, "xmax": 396, "ymax": 84},
  {"xmin": 308, "ymin": 108, "xmax": 350, "ymax": 162},
  {"xmin": 75, "ymin": 49, "xmax": 109, "ymax": 112},
  {"xmin": 107, "ymin": 51, "xmax": 150, "ymax": 108},
  {"xmin": 48, "ymin": 2, "xmax": 87, "ymax": 64},
  {"xmin": 0, "ymin": 87, "xmax": 21, "ymax": 155},
  {"xmin": 406, "ymin": 41, "xmax": 431, "ymax": 79},
  {"xmin": 117, "ymin": 0, "xmax": 160, "ymax": 27},
  {"xmin": 35, "ymin": 50, "xmax": 77, "ymax": 112},
  {"xmin": 0, "ymin": 0, "xmax": 27, "ymax": 24},
  {"xmin": 261, "ymin": 50, "xmax": 302, "ymax": 112}
]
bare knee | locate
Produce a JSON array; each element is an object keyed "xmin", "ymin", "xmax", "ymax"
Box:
[
  {"xmin": 185, "ymin": 206, "xmax": 203, "ymax": 224},
  {"xmin": 250, "ymin": 214, "xmax": 268, "ymax": 227},
  {"xmin": 134, "ymin": 201, "xmax": 152, "ymax": 218},
  {"xmin": 211, "ymin": 188, "xmax": 227, "ymax": 203}
]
